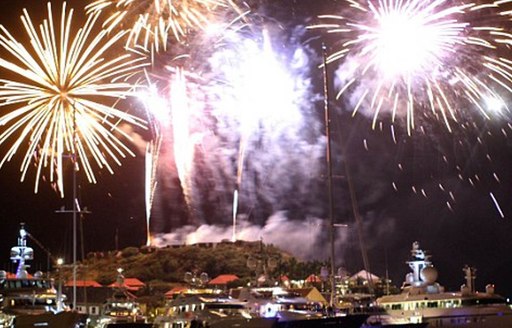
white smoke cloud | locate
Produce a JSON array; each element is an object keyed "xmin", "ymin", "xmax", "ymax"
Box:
[{"xmin": 152, "ymin": 211, "xmax": 349, "ymax": 261}]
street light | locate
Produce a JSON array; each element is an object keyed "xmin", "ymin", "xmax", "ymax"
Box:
[{"xmin": 56, "ymin": 258, "xmax": 64, "ymax": 311}]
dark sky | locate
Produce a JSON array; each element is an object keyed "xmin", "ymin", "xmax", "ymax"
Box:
[{"xmin": 0, "ymin": 0, "xmax": 512, "ymax": 300}]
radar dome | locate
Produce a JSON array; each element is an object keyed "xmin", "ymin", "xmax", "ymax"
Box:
[
  {"xmin": 420, "ymin": 266, "xmax": 438, "ymax": 284},
  {"xmin": 199, "ymin": 272, "xmax": 209, "ymax": 284},
  {"xmin": 405, "ymin": 272, "xmax": 414, "ymax": 284},
  {"xmin": 184, "ymin": 272, "xmax": 193, "ymax": 283}
]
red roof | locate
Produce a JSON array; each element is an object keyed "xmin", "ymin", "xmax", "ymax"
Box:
[
  {"xmin": 65, "ymin": 280, "xmax": 102, "ymax": 287},
  {"xmin": 305, "ymin": 274, "xmax": 322, "ymax": 283},
  {"xmin": 207, "ymin": 274, "xmax": 239, "ymax": 285},
  {"xmin": 124, "ymin": 278, "xmax": 145, "ymax": 287},
  {"xmin": 108, "ymin": 277, "xmax": 145, "ymax": 291},
  {"xmin": 6, "ymin": 272, "xmax": 33, "ymax": 279}
]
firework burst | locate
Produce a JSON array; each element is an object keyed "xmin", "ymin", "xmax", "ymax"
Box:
[
  {"xmin": 0, "ymin": 2, "xmax": 147, "ymax": 196},
  {"xmin": 86, "ymin": 0, "xmax": 243, "ymax": 54},
  {"xmin": 310, "ymin": 0, "xmax": 512, "ymax": 134}
]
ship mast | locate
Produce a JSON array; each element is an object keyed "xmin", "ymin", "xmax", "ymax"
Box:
[
  {"xmin": 56, "ymin": 99, "xmax": 90, "ymax": 310},
  {"xmin": 322, "ymin": 43, "xmax": 336, "ymax": 307},
  {"xmin": 72, "ymin": 102, "xmax": 78, "ymax": 310}
]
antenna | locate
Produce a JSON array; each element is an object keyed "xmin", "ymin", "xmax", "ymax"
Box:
[{"xmin": 11, "ymin": 223, "xmax": 34, "ymax": 279}]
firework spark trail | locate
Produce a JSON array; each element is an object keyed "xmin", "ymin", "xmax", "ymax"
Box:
[
  {"xmin": 0, "ymin": 2, "xmax": 147, "ymax": 196},
  {"xmin": 145, "ymin": 140, "xmax": 160, "ymax": 245},
  {"xmin": 169, "ymin": 69, "xmax": 196, "ymax": 213},
  {"xmin": 231, "ymin": 188, "xmax": 239, "ymax": 241},
  {"xmin": 490, "ymin": 191, "xmax": 505, "ymax": 218},
  {"xmin": 137, "ymin": 81, "xmax": 168, "ymax": 243},
  {"xmin": 309, "ymin": 0, "xmax": 512, "ymax": 135},
  {"xmin": 86, "ymin": 0, "xmax": 243, "ymax": 55},
  {"xmin": 231, "ymin": 134, "xmax": 247, "ymax": 241}
]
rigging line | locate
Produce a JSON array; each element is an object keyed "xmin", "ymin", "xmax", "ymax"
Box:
[
  {"xmin": 335, "ymin": 115, "xmax": 374, "ymax": 294},
  {"xmin": 25, "ymin": 232, "xmax": 54, "ymax": 275}
]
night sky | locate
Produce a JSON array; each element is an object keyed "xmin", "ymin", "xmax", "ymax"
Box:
[{"xmin": 1, "ymin": 0, "xmax": 512, "ymax": 300}]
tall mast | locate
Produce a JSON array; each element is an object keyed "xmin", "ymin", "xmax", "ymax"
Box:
[
  {"xmin": 72, "ymin": 99, "xmax": 78, "ymax": 310},
  {"xmin": 55, "ymin": 98, "xmax": 84, "ymax": 310},
  {"xmin": 322, "ymin": 43, "xmax": 336, "ymax": 307}
]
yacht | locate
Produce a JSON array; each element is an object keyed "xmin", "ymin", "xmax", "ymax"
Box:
[
  {"xmin": 153, "ymin": 288, "xmax": 277, "ymax": 328},
  {"xmin": 0, "ymin": 223, "xmax": 83, "ymax": 328},
  {"xmin": 376, "ymin": 241, "xmax": 512, "ymax": 327},
  {"xmin": 88, "ymin": 269, "xmax": 151, "ymax": 328},
  {"xmin": 234, "ymin": 286, "xmax": 370, "ymax": 327}
]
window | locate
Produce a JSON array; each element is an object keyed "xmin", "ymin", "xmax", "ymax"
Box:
[{"xmin": 391, "ymin": 304, "xmax": 402, "ymax": 310}]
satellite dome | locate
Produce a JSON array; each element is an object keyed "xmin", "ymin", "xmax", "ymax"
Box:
[
  {"xmin": 405, "ymin": 272, "xmax": 414, "ymax": 284},
  {"xmin": 420, "ymin": 266, "xmax": 438, "ymax": 284},
  {"xmin": 184, "ymin": 272, "xmax": 193, "ymax": 283},
  {"xmin": 200, "ymin": 272, "xmax": 209, "ymax": 284}
]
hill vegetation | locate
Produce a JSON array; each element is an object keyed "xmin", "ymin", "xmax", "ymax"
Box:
[{"xmin": 62, "ymin": 240, "xmax": 326, "ymax": 290}]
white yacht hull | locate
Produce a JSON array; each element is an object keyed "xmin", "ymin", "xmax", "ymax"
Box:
[{"xmin": 386, "ymin": 306, "xmax": 512, "ymax": 328}]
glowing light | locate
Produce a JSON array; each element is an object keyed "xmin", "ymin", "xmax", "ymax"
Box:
[
  {"xmin": 0, "ymin": 2, "xmax": 147, "ymax": 196},
  {"xmin": 232, "ymin": 189, "xmax": 238, "ymax": 242},
  {"xmin": 310, "ymin": 0, "xmax": 512, "ymax": 134},
  {"xmin": 484, "ymin": 95, "xmax": 507, "ymax": 115}
]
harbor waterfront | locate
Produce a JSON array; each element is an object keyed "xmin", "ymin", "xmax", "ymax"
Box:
[{"xmin": 0, "ymin": 225, "xmax": 510, "ymax": 327}]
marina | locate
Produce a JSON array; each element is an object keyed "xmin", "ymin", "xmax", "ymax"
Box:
[{"xmin": 0, "ymin": 225, "xmax": 510, "ymax": 328}]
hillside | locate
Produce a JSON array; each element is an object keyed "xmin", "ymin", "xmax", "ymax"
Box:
[{"xmin": 61, "ymin": 240, "xmax": 326, "ymax": 288}]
